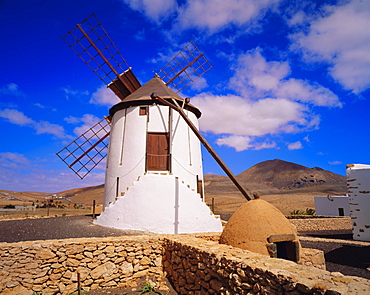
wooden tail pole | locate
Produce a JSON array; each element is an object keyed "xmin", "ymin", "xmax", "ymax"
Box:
[
  {"xmin": 92, "ymin": 200, "xmax": 96, "ymax": 220},
  {"xmin": 77, "ymin": 272, "xmax": 81, "ymax": 295},
  {"xmin": 150, "ymin": 93, "xmax": 252, "ymax": 201}
]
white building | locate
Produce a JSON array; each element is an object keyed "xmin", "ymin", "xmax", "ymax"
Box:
[
  {"xmin": 347, "ymin": 164, "xmax": 370, "ymax": 241},
  {"xmin": 314, "ymin": 195, "xmax": 350, "ymax": 216},
  {"xmin": 94, "ymin": 77, "xmax": 222, "ymax": 234}
]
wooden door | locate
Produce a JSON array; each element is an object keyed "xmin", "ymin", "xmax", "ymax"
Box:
[{"xmin": 146, "ymin": 133, "xmax": 170, "ymax": 171}]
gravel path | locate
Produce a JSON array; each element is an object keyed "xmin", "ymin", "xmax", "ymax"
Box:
[{"xmin": 0, "ymin": 215, "xmax": 149, "ymax": 243}]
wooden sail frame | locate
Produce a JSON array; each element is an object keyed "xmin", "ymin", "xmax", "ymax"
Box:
[
  {"xmin": 56, "ymin": 118, "xmax": 110, "ymax": 179},
  {"xmin": 157, "ymin": 41, "xmax": 212, "ymax": 93},
  {"xmin": 62, "ymin": 14, "xmax": 141, "ymax": 100}
]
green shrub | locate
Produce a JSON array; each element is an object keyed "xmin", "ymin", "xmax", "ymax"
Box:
[{"xmin": 290, "ymin": 208, "xmax": 316, "ymax": 215}]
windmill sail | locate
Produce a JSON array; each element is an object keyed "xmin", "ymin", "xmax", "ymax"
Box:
[
  {"xmin": 56, "ymin": 118, "xmax": 110, "ymax": 179},
  {"xmin": 62, "ymin": 14, "xmax": 141, "ymax": 100},
  {"xmin": 157, "ymin": 41, "xmax": 212, "ymax": 93}
]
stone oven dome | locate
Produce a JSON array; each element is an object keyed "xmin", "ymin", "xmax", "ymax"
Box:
[{"xmin": 220, "ymin": 199, "xmax": 300, "ymax": 258}]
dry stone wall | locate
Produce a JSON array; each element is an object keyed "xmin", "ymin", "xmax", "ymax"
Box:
[
  {"xmin": 163, "ymin": 235, "xmax": 370, "ymax": 295},
  {"xmin": 0, "ymin": 234, "xmax": 369, "ymax": 295},
  {"xmin": 290, "ymin": 217, "xmax": 352, "ymax": 232},
  {"xmin": 0, "ymin": 236, "xmax": 166, "ymax": 295}
]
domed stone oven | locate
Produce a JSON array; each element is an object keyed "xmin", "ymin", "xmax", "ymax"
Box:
[{"xmin": 220, "ymin": 199, "xmax": 301, "ymax": 262}]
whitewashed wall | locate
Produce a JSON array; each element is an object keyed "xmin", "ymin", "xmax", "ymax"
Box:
[
  {"xmin": 347, "ymin": 164, "xmax": 370, "ymax": 241},
  {"xmin": 170, "ymin": 109, "xmax": 203, "ymax": 193},
  {"xmin": 96, "ymin": 173, "xmax": 222, "ymax": 234},
  {"xmin": 314, "ymin": 196, "xmax": 350, "ymax": 216},
  {"xmin": 103, "ymin": 106, "xmax": 147, "ymax": 208}
]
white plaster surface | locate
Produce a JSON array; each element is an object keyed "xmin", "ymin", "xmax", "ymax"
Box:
[
  {"xmin": 104, "ymin": 107, "xmax": 147, "ymax": 208},
  {"xmin": 95, "ymin": 173, "xmax": 222, "ymax": 234},
  {"xmin": 346, "ymin": 164, "xmax": 370, "ymax": 241},
  {"xmin": 170, "ymin": 109, "xmax": 203, "ymax": 191},
  {"xmin": 314, "ymin": 196, "xmax": 350, "ymax": 216}
]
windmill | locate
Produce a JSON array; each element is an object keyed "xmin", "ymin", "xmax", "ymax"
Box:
[{"xmin": 57, "ymin": 14, "xmax": 251, "ymax": 234}]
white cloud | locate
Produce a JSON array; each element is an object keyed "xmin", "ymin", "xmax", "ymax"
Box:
[
  {"xmin": 90, "ymin": 85, "xmax": 120, "ymax": 106},
  {"xmin": 64, "ymin": 116, "xmax": 80, "ymax": 124},
  {"xmin": 175, "ymin": 0, "xmax": 280, "ymax": 33},
  {"xmin": 149, "ymin": 46, "xmax": 181, "ymax": 65},
  {"xmin": 254, "ymin": 141, "xmax": 277, "ymax": 150},
  {"xmin": 62, "ymin": 87, "xmax": 89, "ymax": 100},
  {"xmin": 191, "ymin": 48, "xmax": 343, "ymax": 151},
  {"xmin": 34, "ymin": 103, "xmax": 45, "ymax": 109},
  {"xmin": 216, "ymin": 135, "xmax": 252, "ymax": 152},
  {"xmin": 216, "ymin": 135, "xmax": 277, "ymax": 151},
  {"xmin": 190, "ymin": 76, "xmax": 208, "ymax": 91},
  {"xmin": 194, "ymin": 93, "xmax": 318, "ymax": 146},
  {"xmin": 122, "ymin": 0, "xmax": 280, "ymax": 35},
  {"xmin": 0, "ymin": 152, "xmax": 30, "ymax": 169},
  {"xmin": 72, "ymin": 114, "xmax": 102, "ymax": 136},
  {"xmin": 329, "ymin": 160, "xmax": 342, "ymax": 165},
  {"xmin": 276, "ymin": 78, "xmax": 342, "ymax": 107},
  {"xmin": 135, "ymin": 29, "xmax": 146, "ymax": 41},
  {"xmin": 0, "ymin": 83, "xmax": 25, "ymax": 97},
  {"xmin": 290, "ymin": 0, "xmax": 370, "ymax": 94},
  {"xmin": 0, "ymin": 108, "xmax": 34, "ymax": 126},
  {"xmin": 287, "ymin": 141, "xmax": 303, "ymax": 150},
  {"xmin": 34, "ymin": 121, "xmax": 70, "ymax": 139},
  {"xmin": 230, "ymin": 48, "xmax": 341, "ymax": 107},
  {"xmin": 121, "ymin": 0, "xmax": 177, "ymax": 23},
  {"xmin": 0, "ymin": 108, "xmax": 70, "ymax": 139}
]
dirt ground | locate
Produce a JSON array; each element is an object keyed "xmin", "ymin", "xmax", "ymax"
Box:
[{"xmin": 206, "ymin": 192, "xmax": 317, "ymax": 216}]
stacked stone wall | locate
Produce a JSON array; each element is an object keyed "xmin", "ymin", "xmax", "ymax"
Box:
[
  {"xmin": 290, "ymin": 217, "xmax": 352, "ymax": 232},
  {"xmin": 163, "ymin": 236, "xmax": 369, "ymax": 295},
  {"xmin": 0, "ymin": 236, "xmax": 165, "ymax": 295},
  {"xmin": 0, "ymin": 234, "xmax": 369, "ymax": 295}
]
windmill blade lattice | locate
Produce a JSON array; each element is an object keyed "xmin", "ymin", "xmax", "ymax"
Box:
[
  {"xmin": 62, "ymin": 14, "xmax": 129, "ymax": 86},
  {"xmin": 157, "ymin": 41, "xmax": 212, "ymax": 93},
  {"xmin": 56, "ymin": 118, "xmax": 110, "ymax": 179}
]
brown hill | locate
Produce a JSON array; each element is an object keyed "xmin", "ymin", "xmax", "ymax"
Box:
[
  {"xmin": 204, "ymin": 159, "xmax": 346, "ymax": 215},
  {"xmin": 57, "ymin": 184, "xmax": 104, "ymax": 205},
  {"xmin": 237, "ymin": 159, "xmax": 346, "ymax": 190}
]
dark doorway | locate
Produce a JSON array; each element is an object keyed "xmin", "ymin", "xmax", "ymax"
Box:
[
  {"xmin": 338, "ymin": 208, "xmax": 344, "ymax": 216},
  {"xmin": 146, "ymin": 132, "xmax": 170, "ymax": 171},
  {"xmin": 276, "ymin": 241, "xmax": 300, "ymax": 262}
]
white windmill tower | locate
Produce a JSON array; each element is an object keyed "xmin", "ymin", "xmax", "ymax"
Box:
[{"xmin": 58, "ymin": 15, "xmax": 252, "ymax": 234}]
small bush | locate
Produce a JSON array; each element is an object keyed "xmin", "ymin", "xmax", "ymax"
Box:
[
  {"xmin": 290, "ymin": 208, "xmax": 316, "ymax": 215},
  {"xmin": 305, "ymin": 208, "xmax": 316, "ymax": 215}
]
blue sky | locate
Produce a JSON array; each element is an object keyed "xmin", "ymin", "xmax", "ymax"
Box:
[{"xmin": 0, "ymin": 0, "xmax": 369, "ymax": 193}]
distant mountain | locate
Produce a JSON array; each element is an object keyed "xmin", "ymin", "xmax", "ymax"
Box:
[{"xmin": 237, "ymin": 159, "xmax": 346, "ymax": 190}]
